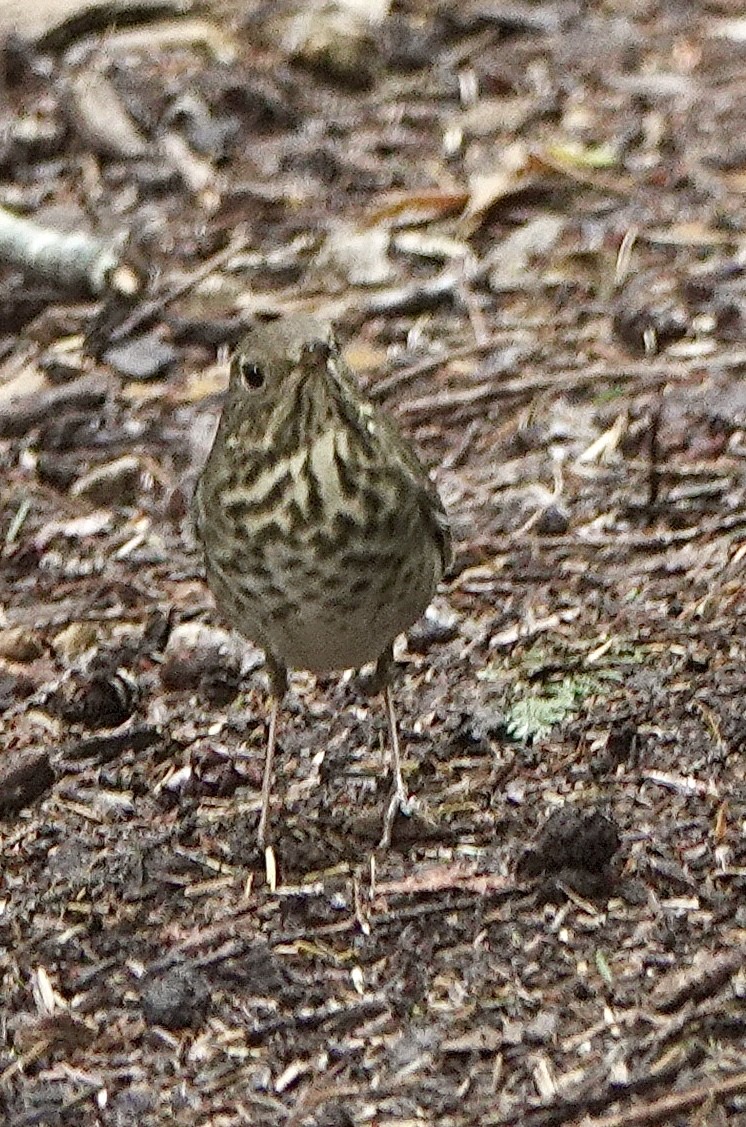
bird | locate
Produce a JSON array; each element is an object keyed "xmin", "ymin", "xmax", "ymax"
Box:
[{"xmin": 192, "ymin": 314, "xmax": 452, "ymax": 848}]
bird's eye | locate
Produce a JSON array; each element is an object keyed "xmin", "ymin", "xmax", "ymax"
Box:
[{"xmin": 237, "ymin": 357, "xmax": 266, "ymax": 390}]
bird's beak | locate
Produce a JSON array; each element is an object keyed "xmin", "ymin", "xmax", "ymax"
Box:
[{"xmin": 299, "ymin": 339, "xmax": 333, "ymax": 380}]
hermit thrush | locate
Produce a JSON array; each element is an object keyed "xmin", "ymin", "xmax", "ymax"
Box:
[{"xmin": 193, "ymin": 315, "xmax": 451, "ymax": 847}]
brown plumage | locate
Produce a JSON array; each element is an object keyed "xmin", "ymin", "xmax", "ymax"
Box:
[{"xmin": 193, "ymin": 315, "xmax": 451, "ymax": 846}]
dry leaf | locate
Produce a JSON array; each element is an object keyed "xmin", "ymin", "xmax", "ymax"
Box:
[{"xmin": 459, "ymin": 141, "xmax": 534, "ymax": 235}]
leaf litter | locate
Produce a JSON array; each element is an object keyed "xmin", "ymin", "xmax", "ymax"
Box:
[{"xmin": 0, "ymin": 1, "xmax": 746, "ymax": 1125}]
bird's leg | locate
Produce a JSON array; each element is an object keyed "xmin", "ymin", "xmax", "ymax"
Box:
[
  {"xmin": 380, "ymin": 682, "xmax": 414, "ymax": 847},
  {"xmin": 369, "ymin": 647, "xmax": 413, "ymax": 848},
  {"xmin": 257, "ymin": 654, "xmax": 288, "ymax": 849}
]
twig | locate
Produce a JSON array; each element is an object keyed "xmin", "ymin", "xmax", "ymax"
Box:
[
  {"xmin": 647, "ymin": 405, "xmax": 662, "ymax": 509},
  {"xmin": 0, "ymin": 206, "xmax": 137, "ymax": 298},
  {"xmin": 368, "ymin": 329, "xmax": 534, "ymax": 401},
  {"xmin": 578, "ymin": 1069, "xmax": 746, "ymax": 1127},
  {"xmin": 393, "ymin": 354, "xmax": 712, "ymax": 424},
  {"xmin": 0, "ymin": 372, "xmax": 110, "ymax": 439},
  {"xmin": 107, "ymin": 230, "xmax": 251, "ymax": 342}
]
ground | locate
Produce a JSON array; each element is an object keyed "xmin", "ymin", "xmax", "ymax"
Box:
[{"xmin": 1, "ymin": 1, "xmax": 745, "ymax": 1125}]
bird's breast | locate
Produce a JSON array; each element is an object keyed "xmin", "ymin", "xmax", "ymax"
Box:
[{"xmin": 198, "ymin": 429, "xmax": 442, "ymax": 673}]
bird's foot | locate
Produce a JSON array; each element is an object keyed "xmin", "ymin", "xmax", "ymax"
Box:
[{"xmin": 379, "ymin": 785, "xmax": 417, "ymax": 849}]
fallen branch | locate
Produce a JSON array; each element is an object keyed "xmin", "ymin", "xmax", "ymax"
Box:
[{"xmin": 0, "ymin": 206, "xmax": 138, "ymax": 298}]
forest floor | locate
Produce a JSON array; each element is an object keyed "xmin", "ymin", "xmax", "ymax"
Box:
[{"xmin": 1, "ymin": 1, "xmax": 745, "ymax": 1124}]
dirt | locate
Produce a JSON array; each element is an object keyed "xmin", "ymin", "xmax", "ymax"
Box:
[{"xmin": 1, "ymin": 2, "xmax": 745, "ymax": 1124}]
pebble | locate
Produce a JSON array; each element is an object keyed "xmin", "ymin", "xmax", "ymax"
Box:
[
  {"xmin": 104, "ymin": 332, "xmax": 177, "ymax": 381},
  {"xmin": 535, "ymin": 503, "xmax": 570, "ymax": 535},
  {"xmin": 160, "ymin": 622, "xmax": 243, "ymax": 692},
  {"xmin": 141, "ymin": 965, "xmax": 210, "ymax": 1030}
]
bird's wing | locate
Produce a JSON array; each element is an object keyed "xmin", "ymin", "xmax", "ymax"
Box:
[{"xmin": 374, "ymin": 409, "xmax": 454, "ymax": 577}]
